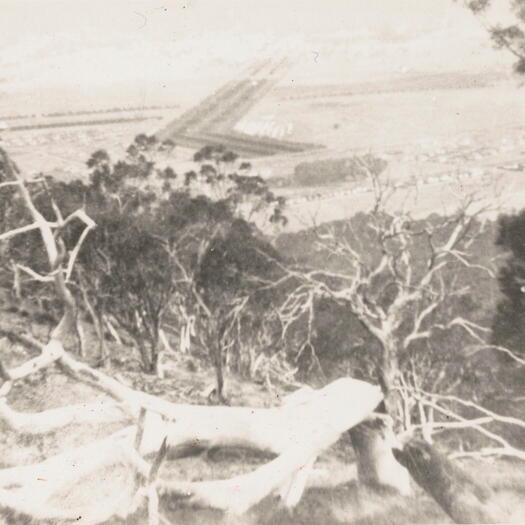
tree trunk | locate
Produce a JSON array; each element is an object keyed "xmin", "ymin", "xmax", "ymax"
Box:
[
  {"xmin": 368, "ymin": 338, "xmax": 501, "ymax": 523},
  {"xmin": 349, "ymin": 418, "xmax": 412, "ymax": 495},
  {"xmin": 377, "ymin": 347, "xmax": 405, "ymax": 427},
  {"xmin": 97, "ymin": 312, "xmax": 110, "ymax": 368},
  {"xmin": 137, "ymin": 339, "xmax": 153, "ymax": 373},
  {"xmin": 350, "ymin": 341, "xmax": 412, "ymax": 495},
  {"xmin": 214, "ymin": 348, "xmax": 225, "ymax": 401},
  {"xmin": 76, "ymin": 315, "xmax": 86, "ymax": 358},
  {"xmin": 149, "ymin": 338, "xmax": 160, "ymax": 375},
  {"xmin": 104, "ymin": 315, "xmax": 122, "ymax": 345},
  {"xmin": 205, "ymin": 320, "xmax": 227, "ymax": 403},
  {"xmin": 393, "ymin": 438, "xmax": 502, "ymax": 524},
  {"xmin": 10, "ymin": 259, "xmax": 21, "ymax": 300},
  {"xmin": 80, "ymin": 281, "xmax": 110, "ymax": 367}
]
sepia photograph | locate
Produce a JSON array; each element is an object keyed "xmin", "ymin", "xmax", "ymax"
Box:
[{"xmin": 1, "ymin": 1, "xmax": 525, "ymax": 523}]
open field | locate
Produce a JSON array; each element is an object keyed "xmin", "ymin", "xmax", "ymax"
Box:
[
  {"xmin": 2, "ymin": 72, "xmax": 525, "ymax": 234},
  {"xmin": 279, "ymin": 170, "xmax": 524, "ymax": 232},
  {"xmin": 242, "ymin": 80, "xmax": 525, "ymax": 152}
]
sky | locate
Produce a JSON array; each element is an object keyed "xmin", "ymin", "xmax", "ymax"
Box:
[
  {"xmin": 0, "ymin": 0, "xmax": 498, "ymax": 43},
  {"xmin": 0, "ymin": 0, "xmax": 515, "ymax": 113}
]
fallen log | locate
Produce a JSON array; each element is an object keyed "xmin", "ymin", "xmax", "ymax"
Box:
[
  {"xmin": 0, "ymin": 369, "xmax": 383, "ymax": 459},
  {"xmin": 0, "ymin": 377, "xmax": 383, "ymax": 521},
  {"xmin": 0, "ymin": 398, "xmax": 131, "ymax": 434},
  {"xmin": 158, "ymin": 446, "xmax": 319, "ymax": 514},
  {"xmin": 0, "ymin": 429, "xmax": 150, "ymax": 523},
  {"xmin": 2, "ymin": 334, "xmax": 382, "ymax": 457},
  {"xmin": 393, "ymin": 438, "xmax": 503, "ymax": 524},
  {"xmin": 2, "ymin": 339, "xmax": 63, "ymax": 381}
]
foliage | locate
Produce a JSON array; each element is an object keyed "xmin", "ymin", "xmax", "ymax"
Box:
[
  {"xmin": 491, "ymin": 210, "xmax": 525, "ymax": 356},
  {"xmin": 463, "ymin": 0, "xmax": 525, "ymax": 74},
  {"xmin": 81, "ymin": 139, "xmax": 285, "ymax": 375},
  {"xmin": 1, "ymin": 137, "xmax": 287, "ymax": 377}
]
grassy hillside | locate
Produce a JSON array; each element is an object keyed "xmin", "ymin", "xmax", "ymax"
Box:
[{"xmin": 1, "ymin": 305, "xmax": 525, "ymax": 524}]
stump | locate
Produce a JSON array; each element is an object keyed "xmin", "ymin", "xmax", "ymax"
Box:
[{"xmin": 349, "ymin": 418, "xmax": 411, "ymax": 495}]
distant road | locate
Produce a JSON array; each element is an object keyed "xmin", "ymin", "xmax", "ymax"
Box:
[
  {"xmin": 156, "ymin": 58, "xmax": 321, "ymax": 158},
  {"xmin": 280, "ymin": 170, "xmax": 525, "ymax": 232}
]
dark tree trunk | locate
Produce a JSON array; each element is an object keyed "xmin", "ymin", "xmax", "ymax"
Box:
[
  {"xmin": 149, "ymin": 337, "xmax": 160, "ymax": 376},
  {"xmin": 393, "ymin": 438, "xmax": 502, "ymax": 524},
  {"xmin": 137, "ymin": 339, "xmax": 153, "ymax": 373},
  {"xmin": 349, "ymin": 418, "xmax": 412, "ymax": 495},
  {"xmin": 205, "ymin": 317, "xmax": 228, "ymax": 404},
  {"xmin": 96, "ymin": 312, "xmax": 110, "ymax": 368},
  {"xmin": 350, "ymin": 331, "xmax": 500, "ymax": 523},
  {"xmin": 376, "ymin": 345, "xmax": 405, "ymax": 428},
  {"xmin": 350, "ymin": 340, "xmax": 412, "ymax": 494},
  {"xmin": 79, "ymin": 276, "xmax": 110, "ymax": 367},
  {"xmin": 211, "ymin": 341, "xmax": 227, "ymax": 404}
]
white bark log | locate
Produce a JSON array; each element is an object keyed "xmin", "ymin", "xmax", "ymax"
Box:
[
  {"xmin": 146, "ymin": 378, "xmax": 383, "ymax": 457},
  {"xmin": 0, "ymin": 378, "xmax": 382, "ymax": 520},
  {"xmin": 0, "ymin": 398, "xmax": 131, "ymax": 434}
]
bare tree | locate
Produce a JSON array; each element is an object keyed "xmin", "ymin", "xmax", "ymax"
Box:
[
  {"xmin": 266, "ymin": 165, "xmax": 525, "ymax": 506},
  {"xmin": 0, "ymin": 147, "xmax": 95, "ymax": 350}
]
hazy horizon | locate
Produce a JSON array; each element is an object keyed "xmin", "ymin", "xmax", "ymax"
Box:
[{"xmin": 0, "ymin": 0, "xmax": 517, "ymax": 115}]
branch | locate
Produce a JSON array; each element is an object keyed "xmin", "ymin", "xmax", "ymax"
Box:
[
  {"xmin": 474, "ymin": 344, "xmax": 525, "ymax": 367},
  {"xmin": 0, "ymin": 428, "xmax": 150, "ymax": 523},
  {"xmin": 401, "ymin": 387, "xmax": 525, "ymax": 461},
  {"xmin": 4, "ymin": 339, "xmax": 64, "ymax": 380},
  {"xmin": 16, "ymin": 264, "xmax": 57, "ymax": 282},
  {"xmin": 0, "ymin": 222, "xmax": 43, "ymax": 242},
  {"xmin": 63, "ymin": 209, "xmax": 96, "ymax": 281},
  {"xmin": 417, "ymin": 389, "xmax": 525, "ymax": 430}
]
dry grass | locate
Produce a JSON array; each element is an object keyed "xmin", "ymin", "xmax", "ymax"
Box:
[{"xmin": 0, "ymin": 310, "xmax": 524, "ymax": 524}]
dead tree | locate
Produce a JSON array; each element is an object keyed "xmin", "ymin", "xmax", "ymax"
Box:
[
  {"xmin": 0, "ymin": 148, "xmax": 95, "ymax": 349},
  {"xmin": 267, "ymin": 166, "xmax": 525, "ymax": 507}
]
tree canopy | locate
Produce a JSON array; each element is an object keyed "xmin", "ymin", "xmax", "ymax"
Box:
[
  {"xmin": 463, "ymin": 0, "xmax": 525, "ymax": 73},
  {"xmin": 492, "ymin": 210, "xmax": 525, "ymax": 355}
]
